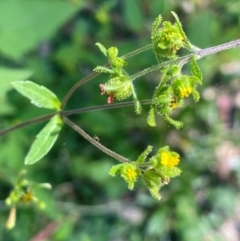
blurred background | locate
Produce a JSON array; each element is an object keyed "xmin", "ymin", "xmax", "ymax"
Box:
[{"xmin": 1, "ymin": 0, "xmax": 240, "ymax": 240}]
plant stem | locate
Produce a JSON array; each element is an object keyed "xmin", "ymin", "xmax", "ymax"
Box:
[
  {"xmin": 0, "ymin": 113, "xmax": 57, "ymax": 137},
  {"xmin": 2, "ymin": 39, "xmax": 240, "ymax": 137},
  {"xmin": 0, "ymin": 100, "xmax": 152, "ymax": 137},
  {"xmin": 130, "ymin": 53, "xmax": 195, "ymax": 81},
  {"xmin": 61, "ymin": 70, "xmax": 103, "ymax": 109},
  {"xmin": 121, "ymin": 43, "xmax": 153, "ymax": 60},
  {"xmin": 61, "ymin": 99, "xmax": 152, "ymax": 116},
  {"xmin": 197, "ymin": 39, "xmax": 240, "ymax": 58},
  {"xmin": 62, "ymin": 116, "xmax": 129, "ymax": 163},
  {"xmin": 61, "ymin": 44, "xmax": 154, "ymax": 109}
]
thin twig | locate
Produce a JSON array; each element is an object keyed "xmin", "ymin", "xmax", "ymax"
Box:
[
  {"xmin": 121, "ymin": 43, "xmax": 153, "ymax": 60},
  {"xmin": 0, "ymin": 113, "xmax": 57, "ymax": 137},
  {"xmin": 61, "ymin": 99, "xmax": 152, "ymax": 116},
  {"xmin": 61, "ymin": 71, "xmax": 102, "ymax": 109},
  {"xmin": 62, "ymin": 116, "xmax": 129, "ymax": 163},
  {"xmin": 130, "ymin": 53, "xmax": 195, "ymax": 81},
  {"xmin": 61, "ymin": 44, "xmax": 154, "ymax": 109},
  {"xmin": 0, "ymin": 100, "xmax": 152, "ymax": 137}
]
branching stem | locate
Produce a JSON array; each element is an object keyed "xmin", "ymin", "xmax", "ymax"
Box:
[
  {"xmin": 0, "ymin": 113, "xmax": 57, "ymax": 137},
  {"xmin": 61, "ymin": 70, "xmax": 104, "ymax": 109},
  {"xmin": 0, "ymin": 100, "xmax": 152, "ymax": 137},
  {"xmin": 61, "ymin": 44, "xmax": 153, "ymax": 109}
]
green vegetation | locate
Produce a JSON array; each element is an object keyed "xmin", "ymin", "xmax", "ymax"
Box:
[{"xmin": 1, "ymin": 1, "xmax": 240, "ymax": 240}]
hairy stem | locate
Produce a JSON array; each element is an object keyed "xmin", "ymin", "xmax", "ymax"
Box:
[
  {"xmin": 197, "ymin": 39, "xmax": 240, "ymax": 58},
  {"xmin": 121, "ymin": 43, "xmax": 153, "ymax": 60},
  {"xmin": 130, "ymin": 54, "xmax": 195, "ymax": 81},
  {"xmin": 0, "ymin": 100, "xmax": 152, "ymax": 137},
  {"xmin": 0, "ymin": 113, "xmax": 57, "ymax": 137},
  {"xmin": 61, "ymin": 99, "xmax": 151, "ymax": 116},
  {"xmin": 62, "ymin": 116, "xmax": 129, "ymax": 163}
]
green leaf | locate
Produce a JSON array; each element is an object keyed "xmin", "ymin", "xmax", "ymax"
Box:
[
  {"xmin": 109, "ymin": 164, "xmax": 123, "ymax": 177},
  {"xmin": 12, "ymin": 80, "xmax": 61, "ymax": 110},
  {"xmin": 136, "ymin": 145, "xmax": 153, "ymax": 164},
  {"xmin": 190, "ymin": 56, "xmax": 202, "ymax": 82},
  {"xmin": 151, "ymin": 15, "xmax": 162, "ymax": 40},
  {"xmin": 165, "ymin": 115, "xmax": 183, "ymax": 129},
  {"xmin": 95, "ymin": 42, "xmax": 107, "ymax": 56},
  {"xmin": 171, "ymin": 11, "xmax": 192, "ymax": 49},
  {"xmin": 0, "ymin": 0, "xmax": 82, "ymax": 60},
  {"xmin": 93, "ymin": 66, "xmax": 114, "ymax": 74},
  {"xmin": 147, "ymin": 107, "xmax": 156, "ymax": 127},
  {"xmin": 192, "ymin": 89, "xmax": 200, "ymax": 102},
  {"xmin": 25, "ymin": 115, "xmax": 63, "ymax": 165}
]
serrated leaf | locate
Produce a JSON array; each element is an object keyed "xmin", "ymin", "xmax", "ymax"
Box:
[
  {"xmin": 192, "ymin": 89, "xmax": 200, "ymax": 102},
  {"xmin": 109, "ymin": 164, "xmax": 123, "ymax": 176},
  {"xmin": 151, "ymin": 15, "xmax": 162, "ymax": 39},
  {"xmin": 93, "ymin": 66, "xmax": 113, "ymax": 74},
  {"xmin": 25, "ymin": 115, "xmax": 63, "ymax": 165},
  {"xmin": 136, "ymin": 145, "xmax": 153, "ymax": 164},
  {"xmin": 95, "ymin": 42, "xmax": 107, "ymax": 56},
  {"xmin": 12, "ymin": 80, "xmax": 61, "ymax": 110},
  {"xmin": 171, "ymin": 11, "xmax": 192, "ymax": 49},
  {"xmin": 165, "ymin": 115, "xmax": 183, "ymax": 129},
  {"xmin": 147, "ymin": 107, "xmax": 156, "ymax": 127},
  {"xmin": 190, "ymin": 56, "xmax": 202, "ymax": 82},
  {"xmin": 134, "ymin": 100, "xmax": 142, "ymax": 115}
]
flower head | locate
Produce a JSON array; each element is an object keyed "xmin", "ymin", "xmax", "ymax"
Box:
[
  {"xmin": 125, "ymin": 167, "xmax": 138, "ymax": 182},
  {"xmin": 160, "ymin": 151, "xmax": 180, "ymax": 168},
  {"xmin": 121, "ymin": 163, "xmax": 139, "ymax": 190},
  {"xmin": 178, "ymin": 85, "xmax": 193, "ymax": 98}
]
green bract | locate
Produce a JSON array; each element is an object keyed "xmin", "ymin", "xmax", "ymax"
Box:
[{"xmin": 94, "ymin": 43, "xmax": 142, "ymax": 113}]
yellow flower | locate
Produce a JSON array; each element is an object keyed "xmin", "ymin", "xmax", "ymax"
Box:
[
  {"xmin": 179, "ymin": 86, "xmax": 192, "ymax": 98},
  {"xmin": 120, "ymin": 164, "xmax": 139, "ymax": 190},
  {"xmin": 160, "ymin": 151, "xmax": 180, "ymax": 168},
  {"xmin": 20, "ymin": 192, "xmax": 33, "ymax": 203},
  {"xmin": 125, "ymin": 167, "xmax": 138, "ymax": 181}
]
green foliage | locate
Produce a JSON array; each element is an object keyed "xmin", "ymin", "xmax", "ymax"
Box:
[
  {"xmin": 1, "ymin": 1, "xmax": 240, "ymax": 240},
  {"xmin": 0, "ymin": 0, "xmax": 82, "ymax": 60},
  {"xmin": 24, "ymin": 115, "xmax": 63, "ymax": 165},
  {"xmin": 12, "ymin": 81, "xmax": 61, "ymax": 110},
  {"xmin": 171, "ymin": 11, "xmax": 193, "ymax": 50},
  {"xmin": 190, "ymin": 56, "xmax": 203, "ymax": 81},
  {"xmin": 147, "ymin": 107, "xmax": 157, "ymax": 127},
  {"xmin": 109, "ymin": 146, "xmax": 181, "ymax": 200},
  {"xmin": 95, "ymin": 43, "xmax": 142, "ymax": 113},
  {"xmin": 151, "ymin": 12, "xmax": 184, "ymax": 60},
  {"xmin": 0, "ymin": 68, "xmax": 32, "ymax": 114},
  {"xmin": 5, "ymin": 170, "xmax": 51, "ymax": 229},
  {"xmin": 136, "ymin": 145, "xmax": 153, "ymax": 164}
]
